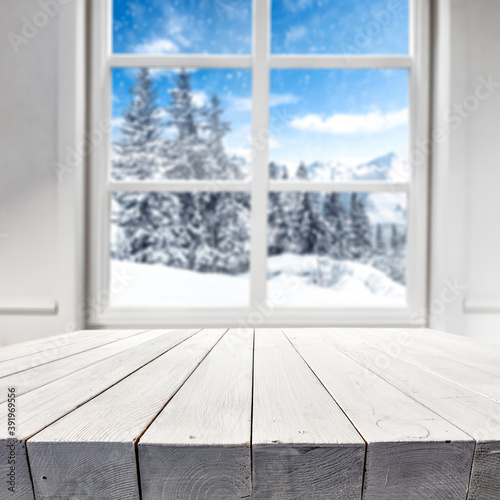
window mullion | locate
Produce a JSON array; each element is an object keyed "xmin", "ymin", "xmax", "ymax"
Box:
[
  {"xmin": 109, "ymin": 180, "xmax": 252, "ymax": 193},
  {"xmin": 249, "ymin": 0, "xmax": 271, "ymax": 309},
  {"xmin": 268, "ymin": 181, "xmax": 411, "ymax": 193},
  {"xmin": 108, "ymin": 54, "xmax": 253, "ymax": 68},
  {"xmin": 270, "ymin": 54, "xmax": 412, "ymax": 69},
  {"xmin": 406, "ymin": 0, "xmax": 430, "ymax": 317},
  {"xmin": 90, "ymin": 0, "xmax": 113, "ymax": 321}
]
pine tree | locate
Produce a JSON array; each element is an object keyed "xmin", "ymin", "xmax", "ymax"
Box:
[
  {"xmin": 111, "ymin": 191, "xmax": 188, "ymax": 266},
  {"xmin": 188, "ymin": 192, "xmax": 220, "ymax": 272},
  {"xmin": 323, "ymin": 192, "xmax": 350, "ymax": 259},
  {"xmin": 349, "ymin": 193, "xmax": 372, "ymax": 260},
  {"xmin": 306, "ymin": 193, "xmax": 328, "ymax": 255},
  {"xmin": 189, "ymin": 192, "xmax": 250, "ymax": 274},
  {"xmin": 162, "ymin": 69, "xmax": 206, "ymax": 179},
  {"xmin": 283, "ymin": 164, "xmax": 326, "ymax": 255},
  {"xmin": 288, "ymin": 192, "xmax": 326, "ymax": 255},
  {"xmin": 390, "ymin": 224, "xmax": 402, "ymax": 254},
  {"xmin": 286, "ymin": 164, "xmax": 307, "ymax": 254},
  {"xmin": 375, "ymin": 224, "xmax": 386, "ymax": 255},
  {"xmin": 296, "ymin": 161, "xmax": 308, "ymax": 180},
  {"xmin": 268, "ymin": 162, "xmax": 289, "ymax": 255},
  {"xmin": 269, "ymin": 161, "xmax": 280, "ymax": 180},
  {"xmin": 113, "ymin": 68, "xmax": 162, "ymax": 180},
  {"xmin": 112, "ymin": 69, "xmax": 186, "ymax": 267},
  {"xmin": 202, "ymin": 94, "xmax": 244, "ymax": 180},
  {"xmin": 213, "ymin": 193, "xmax": 251, "ymax": 273}
]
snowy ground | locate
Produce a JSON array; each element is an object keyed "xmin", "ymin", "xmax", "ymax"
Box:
[
  {"xmin": 267, "ymin": 254, "xmax": 405, "ymax": 307},
  {"xmin": 109, "ymin": 260, "xmax": 250, "ymax": 307},
  {"xmin": 109, "ymin": 254, "xmax": 406, "ymax": 308}
]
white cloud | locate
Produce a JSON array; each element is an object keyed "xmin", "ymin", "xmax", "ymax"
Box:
[
  {"xmin": 290, "ymin": 108, "xmax": 408, "ymax": 135},
  {"xmin": 135, "ymin": 38, "xmax": 179, "ymax": 54},
  {"xmin": 270, "ymin": 93, "xmax": 299, "ymax": 106},
  {"xmin": 228, "ymin": 96, "xmax": 252, "ymax": 111},
  {"xmin": 285, "ymin": 26, "xmax": 308, "ymax": 44}
]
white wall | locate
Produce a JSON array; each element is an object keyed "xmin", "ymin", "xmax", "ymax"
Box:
[
  {"xmin": 430, "ymin": 0, "xmax": 500, "ymax": 342},
  {"xmin": 1, "ymin": 0, "xmax": 500, "ymax": 345},
  {"xmin": 462, "ymin": 0, "xmax": 500, "ymax": 342},
  {"xmin": 0, "ymin": 0, "xmax": 85, "ymax": 346}
]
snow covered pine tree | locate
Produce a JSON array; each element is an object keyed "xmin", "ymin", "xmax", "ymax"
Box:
[
  {"xmin": 111, "ymin": 68, "xmax": 405, "ymax": 302},
  {"xmin": 112, "ymin": 68, "xmax": 250, "ymax": 275}
]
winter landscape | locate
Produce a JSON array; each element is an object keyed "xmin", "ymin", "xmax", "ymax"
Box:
[{"xmin": 110, "ymin": 68, "xmax": 407, "ymax": 307}]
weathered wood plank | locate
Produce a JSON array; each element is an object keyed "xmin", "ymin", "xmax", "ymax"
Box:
[
  {"xmin": 28, "ymin": 329, "xmax": 226, "ymax": 500},
  {"xmin": 405, "ymin": 328, "xmax": 500, "ymax": 356},
  {"xmin": 252, "ymin": 329, "xmax": 365, "ymax": 500},
  {"xmin": 0, "ymin": 329, "xmax": 148, "ymax": 377},
  {"xmin": 315, "ymin": 328, "xmax": 500, "ymax": 500},
  {"xmin": 284, "ymin": 328, "xmax": 475, "ymax": 500},
  {"xmin": 365, "ymin": 328, "xmax": 500, "ymax": 377},
  {"xmin": 0, "ymin": 329, "xmax": 199, "ymax": 500},
  {"xmin": 341, "ymin": 328, "xmax": 500, "ymax": 404},
  {"xmin": 0, "ymin": 329, "xmax": 168, "ymax": 403},
  {"xmin": 0, "ymin": 329, "xmax": 145, "ymax": 363},
  {"xmin": 138, "ymin": 328, "xmax": 253, "ymax": 500}
]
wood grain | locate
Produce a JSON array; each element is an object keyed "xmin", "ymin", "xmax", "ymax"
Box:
[
  {"xmin": 0, "ymin": 329, "xmax": 148, "ymax": 377},
  {"xmin": 341, "ymin": 328, "xmax": 500, "ymax": 404},
  {"xmin": 28, "ymin": 329, "xmax": 226, "ymax": 500},
  {"xmin": 0, "ymin": 329, "xmax": 134, "ymax": 363},
  {"xmin": 252, "ymin": 329, "xmax": 365, "ymax": 500},
  {"xmin": 316, "ymin": 328, "xmax": 500, "ymax": 500},
  {"xmin": 0, "ymin": 329, "xmax": 198, "ymax": 500},
  {"xmin": 284, "ymin": 328, "xmax": 475, "ymax": 500},
  {"xmin": 0, "ymin": 327, "xmax": 498, "ymax": 500},
  {"xmin": 0, "ymin": 329, "xmax": 166, "ymax": 403},
  {"xmin": 365, "ymin": 327, "xmax": 500, "ymax": 377},
  {"xmin": 138, "ymin": 328, "xmax": 254, "ymax": 500}
]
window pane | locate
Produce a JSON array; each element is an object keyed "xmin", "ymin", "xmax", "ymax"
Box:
[
  {"xmin": 113, "ymin": 0, "xmax": 252, "ymax": 54},
  {"xmin": 267, "ymin": 191, "xmax": 407, "ymax": 307},
  {"xmin": 269, "ymin": 69, "xmax": 410, "ymax": 182},
  {"xmin": 271, "ymin": 0, "xmax": 409, "ymax": 54},
  {"xmin": 111, "ymin": 68, "xmax": 252, "ymax": 181},
  {"xmin": 110, "ymin": 191, "xmax": 251, "ymax": 307}
]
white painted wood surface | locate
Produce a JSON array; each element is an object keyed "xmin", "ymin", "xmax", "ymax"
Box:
[
  {"xmin": 315, "ymin": 328, "xmax": 500, "ymax": 500},
  {"xmin": 0, "ymin": 329, "xmax": 166, "ymax": 403},
  {"xmin": 139, "ymin": 329, "xmax": 254, "ymax": 500},
  {"xmin": 341, "ymin": 328, "xmax": 500, "ymax": 404},
  {"xmin": 0, "ymin": 328, "xmax": 498, "ymax": 500},
  {"xmin": 0, "ymin": 329, "xmax": 198, "ymax": 500},
  {"xmin": 0, "ymin": 329, "xmax": 144, "ymax": 363},
  {"xmin": 252, "ymin": 329, "xmax": 365, "ymax": 500},
  {"xmin": 367, "ymin": 327, "xmax": 500, "ymax": 374},
  {"xmin": 284, "ymin": 328, "xmax": 474, "ymax": 500},
  {"xmin": 28, "ymin": 329, "xmax": 225, "ymax": 500},
  {"xmin": 0, "ymin": 329, "xmax": 147, "ymax": 376}
]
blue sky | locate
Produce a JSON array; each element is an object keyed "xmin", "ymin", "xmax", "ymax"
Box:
[{"xmin": 112, "ymin": 0, "xmax": 409, "ymax": 169}]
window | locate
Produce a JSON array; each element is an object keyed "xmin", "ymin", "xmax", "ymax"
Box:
[{"xmin": 89, "ymin": 0, "xmax": 429, "ymax": 327}]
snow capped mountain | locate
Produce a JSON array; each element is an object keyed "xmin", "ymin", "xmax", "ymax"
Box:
[
  {"xmin": 296, "ymin": 152, "xmax": 410, "ymax": 182},
  {"xmin": 352, "ymin": 153, "xmax": 410, "ymax": 182},
  {"xmin": 275, "ymin": 153, "xmax": 409, "ymax": 225},
  {"xmin": 306, "ymin": 160, "xmax": 344, "ymax": 181}
]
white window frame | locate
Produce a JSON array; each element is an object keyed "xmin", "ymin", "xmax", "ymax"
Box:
[{"xmin": 88, "ymin": 0, "xmax": 430, "ymax": 328}]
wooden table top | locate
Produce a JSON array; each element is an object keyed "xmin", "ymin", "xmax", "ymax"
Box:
[{"xmin": 0, "ymin": 328, "xmax": 499, "ymax": 500}]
